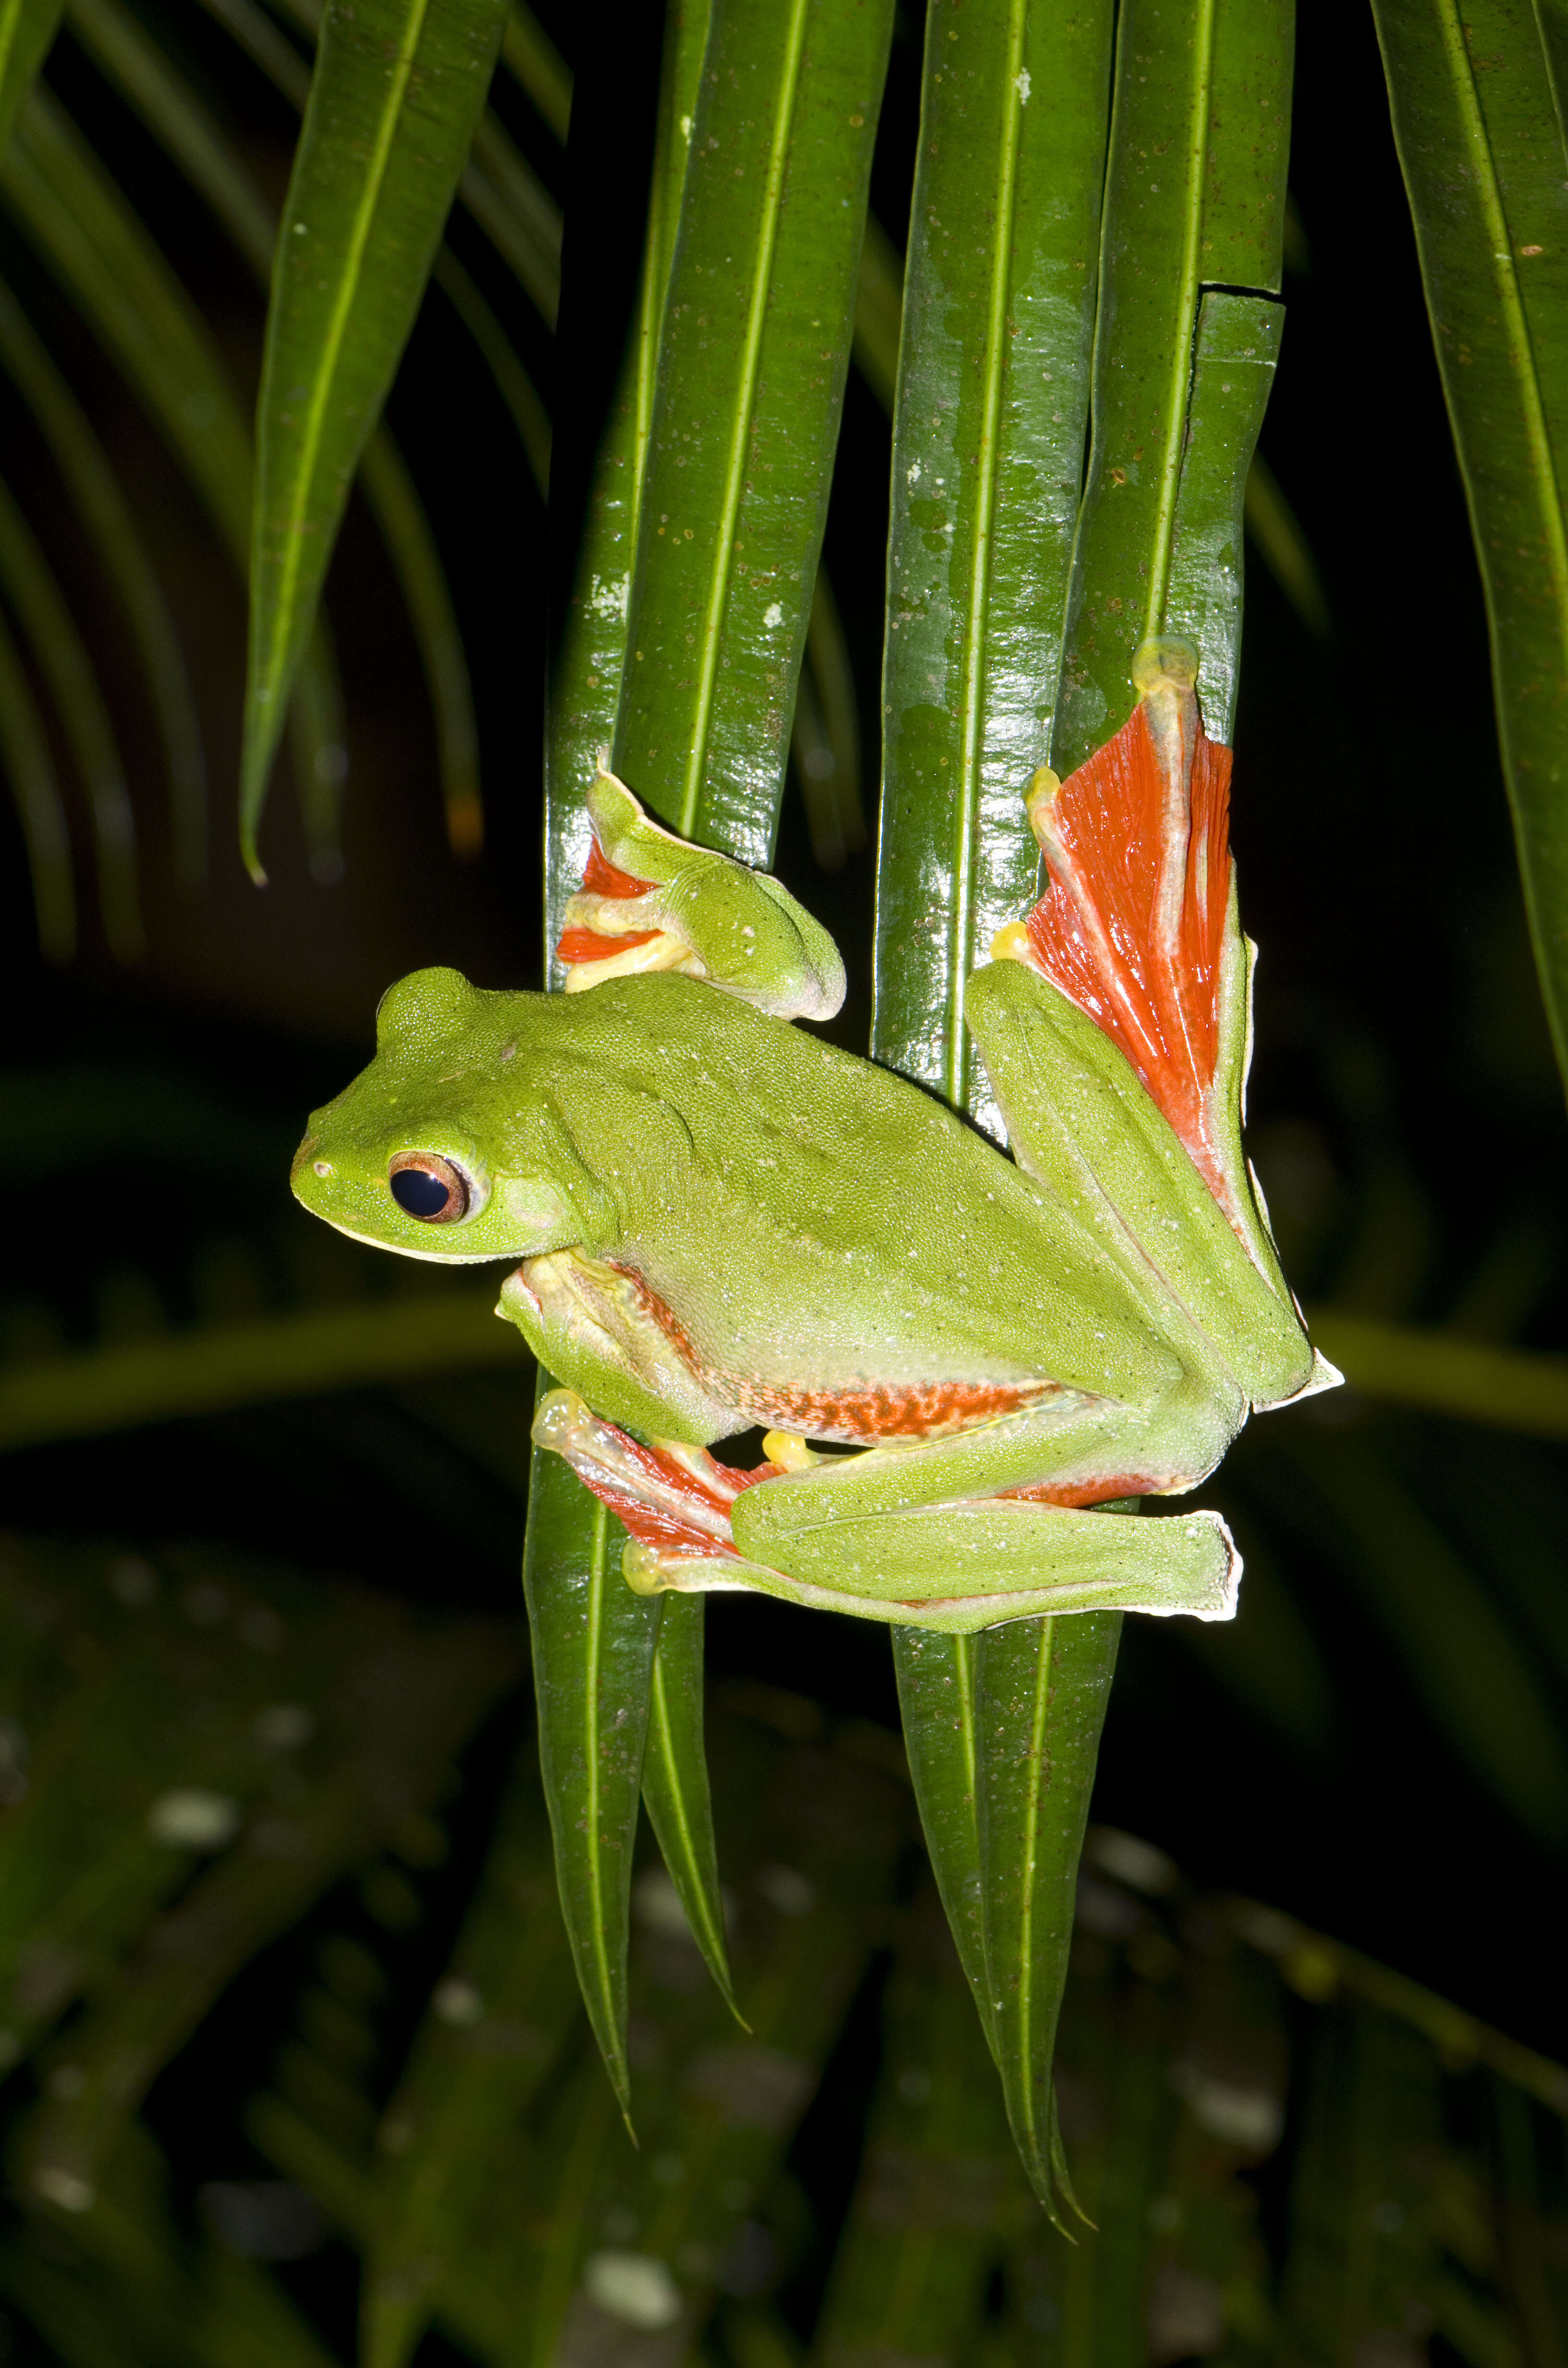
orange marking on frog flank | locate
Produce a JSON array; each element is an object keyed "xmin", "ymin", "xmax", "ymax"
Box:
[
  {"xmin": 999, "ymin": 1472, "xmax": 1165, "ymax": 1509},
  {"xmin": 555, "ymin": 837, "xmax": 661, "ymax": 966},
  {"xmin": 729, "ymin": 1377, "xmax": 1053, "ymax": 1443},
  {"xmin": 603, "ymin": 1262, "xmax": 1056, "ymax": 1444},
  {"xmin": 1025, "ymin": 699, "xmax": 1233, "ymax": 1209}
]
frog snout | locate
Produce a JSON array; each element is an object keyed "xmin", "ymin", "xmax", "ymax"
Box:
[{"xmin": 289, "ymin": 1135, "xmax": 320, "ymax": 1197}]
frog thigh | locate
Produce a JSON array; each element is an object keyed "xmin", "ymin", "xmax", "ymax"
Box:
[
  {"xmin": 964, "ymin": 956, "xmax": 1313, "ymax": 1409},
  {"xmin": 731, "ymin": 1377, "xmax": 1241, "ymax": 1544},
  {"xmin": 656, "ymin": 1498, "xmax": 1238, "ymax": 1634}
]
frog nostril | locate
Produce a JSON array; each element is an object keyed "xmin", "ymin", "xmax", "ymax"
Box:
[{"xmin": 389, "ymin": 1153, "xmax": 469, "ymax": 1222}]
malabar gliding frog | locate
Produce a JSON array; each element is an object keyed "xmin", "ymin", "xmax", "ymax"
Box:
[{"xmin": 291, "ymin": 638, "xmax": 1337, "ymax": 1634}]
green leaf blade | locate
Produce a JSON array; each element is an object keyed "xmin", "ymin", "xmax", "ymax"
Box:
[
  {"xmin": 976, "ymin": 1608, "xmax": 1122, "ymax": 2222},
  {"xmin": 243, "ymin": 0, "xmax": 507, "ymax": 873},
  {"xmin": 1165, "ymin": 290, "xmax": 1285, "ymax": 739},
  {"xmin": 521, "ymin": 1434, "xmax": 660, "ymax": 2130},
  {"xmin": 891, "ymin": 1630, "xmax": 995, "ymax": 2056},
  {"xmin": 641, "ymin": 1594, "xmax": 745, "ymax": 2026},
  {"xmin": 872, "ymin": 0, "xmax": 1293, "ymax": 2231},
  {"xmin": 1371, "ymin": 0, "xmax": 1568, "ymax": 1090},
  {"xmin": 1054, "ymin": 0, "xmax": 1293, "ymax": 772},
  {"xmin": 523, "ymin": 5, "xmax": 709, "ymax": 2120},
  {"xmin": 613, "ymin": 0, "xmax": 895, "ymax": 859},
  {"xmin": 874, "ymin": 0, "xmax": 1115, "ymax": 1118}
]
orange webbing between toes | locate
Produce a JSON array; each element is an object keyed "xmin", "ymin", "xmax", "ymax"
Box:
[
  {"xmin": 556, "ymin": 924, "xmax": 662, "ymax": 962},
  {"xmin": 571, "ymin": 1431, "xmax": 770, "ymax": 1562},
  {"xmin": 1024, "ymin": 702, "xmax": 1234, "ymax": 1205},
  {"xmin": 555, "ymin": 839, "xmax": 661, "ymax": 966}
]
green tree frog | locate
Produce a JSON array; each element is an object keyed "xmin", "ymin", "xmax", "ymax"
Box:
[{"xmin": 292, "ymin": 639, "xmax": 1337, "ymax": 1634}]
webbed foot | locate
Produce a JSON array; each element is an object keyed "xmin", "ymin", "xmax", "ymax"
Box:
[{"xmin": 556, "ymin": 766, "xmax": 845, "ymax": 1020}]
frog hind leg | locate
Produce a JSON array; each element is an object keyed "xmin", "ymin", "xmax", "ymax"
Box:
[
  {"xmin": 978, "ymin": 637, "xmax": 1334, "ymax": 1412},
  {"xmin": 534, "ymin": 1371, "xmax": 1243, "ymax": 1634},
  {"xmin": 714, "ymin": 1494, "xmax": 1241, "ymax": 1636}
]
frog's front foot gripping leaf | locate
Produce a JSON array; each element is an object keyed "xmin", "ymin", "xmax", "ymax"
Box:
[
  {"xmin": 557, "ymin": 762, "xmax": 845, "ymax": 1020},
  {"xmin": 528, "ymin": 638, "xmax": 1340, "ymax": 1637}
]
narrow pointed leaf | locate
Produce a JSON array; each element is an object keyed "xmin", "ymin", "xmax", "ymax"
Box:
[
  {"xmin": 202, "ymin": 0, "xmax": 554, "ymax": 491},
  {"xmin": 976, "ymin": 1610, "xmax": 1122, "ymax": 2222},
  {"xmin": 524, "ymin": 0, "xmax": 710, "ymax": 2113},
  {"xmin": 0, "ymin": 604, "xmax": 74, "ymax": 961},
  {"xmin": 613, "ymin": 0, "xmax": 895, "ymax": 856},
  {"xmin": 543, "ymin": 0, "xmax": 708, "ymax": 948},
  {"xmin": 530, "ymin": 0, "xmax": 898, "ymax": 2105},
  {"xmin": 876, "ymin": 0, "xmax": 1293, "ymax": 2228},
  {"xmin": 1372, "ymin": 0, "xmax": 1568, "ymax": 1090},
  {"xmin": 1054, "ymin": 0, "xmax": 1292, "ymax": 772},
  {"xmin": 874, "ymin": 0, "xmax": 1115, "ymax": 1120},
  {"xmin": 0, "ymin": 0, "xmax": 62, "ymax": 149},
  {"xmin": 245, "ymin": 0, "xmax": 564, "ymax": 329},
  {"xmin": 878, "ymin": 0, "xmax": 1115, "ymax": 2220},
  {"xmin": 1, "ymin": 91, "xmax": 251, "ymax": 555},
  {"xmin": 1165, "ymin": 291, "xmax": 1286, "ymax": 740},
  {"xmin": 521, "ymin": 1445, "xmax": 659, "ymax": 2127},
  {"xmin": 0, "ymin": 278, "xmax": 204, "ymax": 880},
  {"xmin": 79, "ymin": 0, "xmax": 489, "ymax": 859},
  {"xmin": 892, "ymin": 1632, "xmax": 995, "ymax": 2055},
  {"xmin": 641, "ymin": 1594, "xmax": 745, "ymax": 2024},
  {"xmin": 243, "ymin": 0, "xmax": 507, "ymax": 875},
  {"xmin": 0, "ymin": 477, "xmax": 140, "ymax": 957}
]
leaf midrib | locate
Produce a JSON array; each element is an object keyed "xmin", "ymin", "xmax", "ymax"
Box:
[{"xmin": 677, "ymin": 0, "xmax": 812, "ymax": 839}]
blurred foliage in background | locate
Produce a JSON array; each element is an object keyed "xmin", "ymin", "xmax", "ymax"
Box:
[{"xmin": 6, "ymin": 0, "xmax": 1568, "ymax": 2356}]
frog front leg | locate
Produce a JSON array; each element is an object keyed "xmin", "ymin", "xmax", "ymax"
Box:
[{"xmin": 557, "ymin": 764, "xmax": 845, "ymax": 1018}]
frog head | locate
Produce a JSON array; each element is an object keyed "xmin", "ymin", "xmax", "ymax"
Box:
[{"xmin": 290, "ymin": 966, "xmax": 580, "ymax": 1264}]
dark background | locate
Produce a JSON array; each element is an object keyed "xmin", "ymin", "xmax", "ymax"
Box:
[{"xmin": 4, "ymin": 0, "xmax": 1566, "ymax": 2091}]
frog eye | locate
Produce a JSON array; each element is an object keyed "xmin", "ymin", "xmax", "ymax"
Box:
[{"xmin": 388, "ymin": 1152, "xmax": 470, "ymax": 1223}]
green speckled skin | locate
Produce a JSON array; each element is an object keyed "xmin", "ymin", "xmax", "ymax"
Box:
[{"xmin": 292, "ymin": 783, "xmax": 1325, "ymax": 1631}]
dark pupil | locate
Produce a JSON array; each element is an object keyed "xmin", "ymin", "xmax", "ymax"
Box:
[{"xmin": 391, "ymin": 1165, "xmax": 453, "ymax": 1219}]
